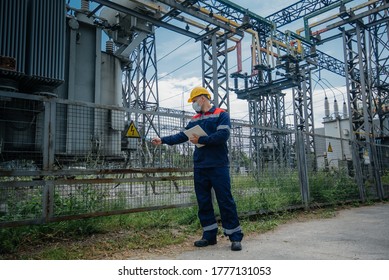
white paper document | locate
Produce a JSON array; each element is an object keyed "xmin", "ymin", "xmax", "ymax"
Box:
[{"xmin": 183, "ymin": 125, "xmax": 208, "ymax": 148}]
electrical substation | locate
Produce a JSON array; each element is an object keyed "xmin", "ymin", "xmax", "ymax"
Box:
[{"xmin": 0, "ymin": 0, "xmax": 388, "ymax": 227}]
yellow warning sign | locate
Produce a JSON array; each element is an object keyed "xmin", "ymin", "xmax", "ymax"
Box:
[
  {"xmin": 328, "ymin": 142, "xmax": 333, "ymax": 153},
  {"xmin": 126, "ymin": 121, "xmax": 141, "ymax": 138}
]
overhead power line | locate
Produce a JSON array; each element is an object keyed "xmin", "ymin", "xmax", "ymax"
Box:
[{"xmin": 158, "ymin": 54, "xmax": 202, "ymax": 80}]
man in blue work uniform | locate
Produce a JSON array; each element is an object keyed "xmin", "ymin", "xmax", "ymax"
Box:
[{"xmin": 152, "ymin": 86, "xmax": 243, "ymax": 251}]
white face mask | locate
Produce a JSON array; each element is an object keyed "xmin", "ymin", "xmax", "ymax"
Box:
[{"xmin": 192, "ymin": 101, "xmax": 202, "ymax": 113}]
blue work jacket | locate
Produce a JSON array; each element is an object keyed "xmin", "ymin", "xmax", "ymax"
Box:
[{"xmin": 161, "ymin": 106, "xmax": 230, "ymax": 168}]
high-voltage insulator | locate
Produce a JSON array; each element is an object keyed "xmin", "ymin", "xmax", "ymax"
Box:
[
  {"xmin": 343, "ymin": 101, "xmax": 348, "ymax": 118},
  {"xmin": 334, "ymin": 98, "xmax": 339, "ymax": 118},
  {"xmin": 81, "ymin": 0, "xmax": 90, "ymax": 11},
  {"xmin": 324, "ymin": 96, "xmax": 330, "ymax": 118},
  {"xmin": 106, "ymin": 40, "xmax": 114, "ymax": 54}
]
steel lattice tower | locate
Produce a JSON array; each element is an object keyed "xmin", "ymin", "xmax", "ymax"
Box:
[
  {"xmin": 201, "ymin": 33, "xmax": 230, "ymax": 110},
  {"xmin": 293, "ymin": 68, "xmax": 316, "ymax": 169},
  {"xmin": 342, "ymin": 22, "xmax": 384, "ymax": 200},
  {"xmin": 368, "ymin": 0, "xmax": 389, "ymax": 136},
  {"xmin": 123, "ymin": 33, "xmax": 160, "ymax": 167}
]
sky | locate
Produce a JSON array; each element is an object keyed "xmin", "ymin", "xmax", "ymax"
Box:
[{"xmin": 69, "ymin": 0, "xmax": 364, "ymax": 128}]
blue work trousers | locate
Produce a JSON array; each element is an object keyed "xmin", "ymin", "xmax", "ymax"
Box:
[{"xmin": 194, "ymin": 167, "xmax": 243, "ymax": 242}]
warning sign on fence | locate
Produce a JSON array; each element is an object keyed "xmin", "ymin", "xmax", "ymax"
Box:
[{"xmin": 125, "ymin": 121, "xmax": 141, "ymax": 138}]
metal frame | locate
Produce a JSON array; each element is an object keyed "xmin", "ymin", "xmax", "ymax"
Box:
[
  {"xmin": 201, "ymin": 33, "xmax": 229, "ymax": 109},
  {"xmin": 342, "ymin": 24, "xmax": 384, "ymax": 200},
  {"xmin": 266, "ymin": 0, "xmax": 345, "ymax": 27},
  {"xmin": 368, "ymin": 0, "xmax": 389, "ymax": 136},
  {"xmin": 293, "ymin": 69, "xmax": 316, "ymax": 158}
]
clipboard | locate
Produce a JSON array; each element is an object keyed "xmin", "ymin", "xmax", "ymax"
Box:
[{"xmin": 184, "ymin": 125, "xmax": 208, "ymax": 148}]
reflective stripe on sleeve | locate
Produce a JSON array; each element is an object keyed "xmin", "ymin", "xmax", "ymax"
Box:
[{"xmin": 217, "ymin": 125, "xmax": 230, "ymax": 131}]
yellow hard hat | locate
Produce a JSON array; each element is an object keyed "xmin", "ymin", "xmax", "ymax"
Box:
[{"xmin": 187, "ymin": 86, "xmax": 211, "ymax": 103}]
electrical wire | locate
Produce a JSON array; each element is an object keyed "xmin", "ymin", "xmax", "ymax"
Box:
[
  {"xmin": 158, "ymin": 47, "xmax": 252, "ymax": 82},
  {"xmin": 159, "ymin": 54, "xmax": 202, "ymax": 80},
  {"xmin": 228, "ymin": 56, "xmax": 251, "ymax": 71},
  {"xmin": 159, "ymin": 88, "xmax": 191, "ymax": 103},
  {"xmin": 312, "ymin": 77, "xmax": 328, "ymax": 98},
  {"xmin": 312, "ymin": 73, "xmax": 346, "ymax": 101},
  {"xmin": 157, "ymin": 37, "xmax": 194, "ymax": 63}
]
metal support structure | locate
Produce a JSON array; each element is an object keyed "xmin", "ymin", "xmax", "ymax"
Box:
[
  {"xmin": 296, "ymin": 130, "xmax": 310, "ymax": 208},
  {"xmin": 124, "ymin": 33, "xmax": 160, "ymax": 167},
  {"xmin": 269, "ymin": 92, "xmax": 289, "ymax": 168},
  {"xmin": 248, "ymin": 100, "xmax": 263, "ymax": 176},
  {"xmin": 257, "ymin": 28, "xmax": 276, "ymax": 172},
  {"xmin": 247, "ymin": 29, "xmax": 271, "ymax": 174},
  {"xmin": 366, "ymin": 0, "xmax": 388, "ymax": 200},
  {"xmin": 266, "ymin": 0, "xmax": 345, "ymax": 27},
  {"xmin": 246, "ymin": 92, "xmax": 289, "ymax": 173},
  {"xmin": 231, "ymin": 125, "xmax": 243, "ymax": 173},
  {"xmin": 342, "ymin": 25, "xmax": 384, "ymax": 200},
  {"xmin": 368, "ymin": 0, "xmax": 389, "ymax": 136},
  {"xmin": 342, "ymin": 27, "xmax": 365, "ymax": 200},
  {"xmin": 292, "ymin": 69, "xmax": 316, "ymax": 171},
  {"xmin": 201, "ymin": 33, "xmax": 230, "ymax": 109},
  {"xmin": 199, "ymin": 0, "xmax": 274, "ymax": 28},
  {"xmin": 92, "ymin": 0, "xmax": 200, "ymax": 39},
  {"xmin": 236, "ymin": 27, "xmax": 294, "ymax": 173}
]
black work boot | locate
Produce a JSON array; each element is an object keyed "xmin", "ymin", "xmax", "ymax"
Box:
[
  {"xmin": 231, "ymin": 241, "xmax": 242, "ymax": 251},
  {"xmin": 194, "ymin": 238, "xmax": 217, "ymax": 247}
]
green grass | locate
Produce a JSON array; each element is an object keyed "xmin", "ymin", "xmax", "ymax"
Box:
[
  {"xmin": 309, "ymin": 170, "xmax": 360, "ymax": 203},
  {"xmin": 232, "ymin": 171, "xmax": 302, "ymax": 213},
  {"xmin": 0, "ymin": 207, "xmax": 200, "ymax": 259},
  {"xmin": 0, "ymin": 205, "xmax": 342, "ymax": 259}
]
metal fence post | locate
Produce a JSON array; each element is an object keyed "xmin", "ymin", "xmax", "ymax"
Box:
[
  {"xmin": 42, "ymin": 98, "xmax": 56, "ymax": 171},
  {"xmin": 350, "ymin": 141, "xmax": 365, "ymax": 202},
  {"xmin": 296, "ymin": 130, "xmax": 310, "ymax": 208},
  {"xmin": 42, "ymin": 180, "xmax": 54, "ymax": 224},
  {"xmin": 370, "ymin": 142, "xmax": 384, "ymax": 200}
]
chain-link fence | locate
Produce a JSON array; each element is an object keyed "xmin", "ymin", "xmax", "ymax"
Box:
[{"xmin": 1, "ymin": 90, "xmax": 388, "ymax": 227}]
